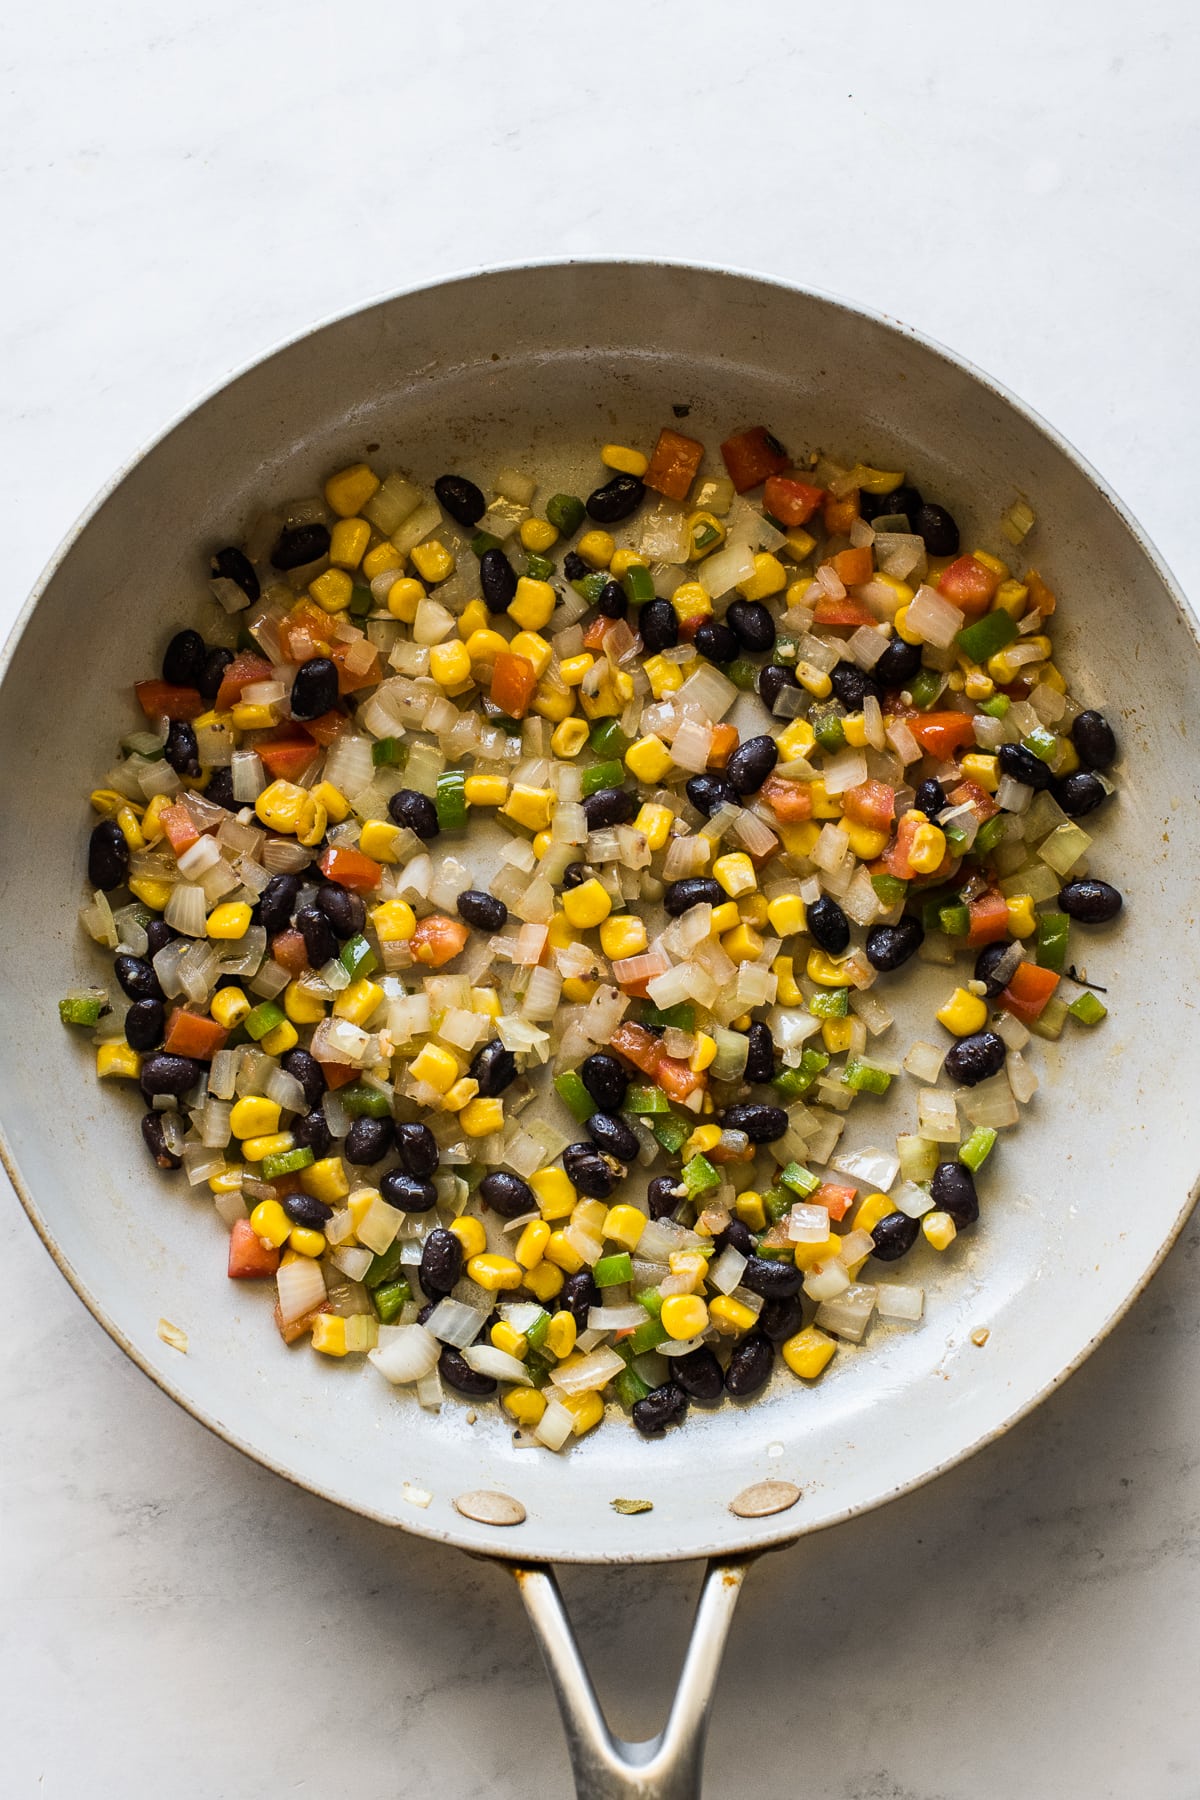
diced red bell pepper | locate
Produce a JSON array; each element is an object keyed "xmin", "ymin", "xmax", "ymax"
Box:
[
  {"xmin": 830, "ymin": 546, "xmax": 874, "ymax": 587},
  {"xmin": 228, "ymin": 1218, "xmax": 280, "ymax": 1280},
  {"xmin": 1000, "ymin": 961, "xmax": 1061, "ymax": 1022},
  {"xmin": 948, "ymin": 777, "xmax": 1000, "ymax": 823},
  {"xmin": 409, "ymin": 914, "xmax": 470, "ymax": 968},
  {"xmin": 257, "ymin": 735, "xmax": 320, "ymax": 782},
  {"xmin": 881, "ymin": 812, "xmax": 925, "ymax": 880},
  {"xmin": 937, "ymin": 555, "xmax": 999, "ymax": 619},
  {"xmin": 1025, "ymin": 569, "xmax": 1056, "ymax": 617},
  {"xmin": 163, "ymin": 1008, "xmax": 229, "ymax": 1060},
  {"xmin": 812, "ymin": 596, "xmax": 879, "ymax": 628},
  {"xmin": 707, "ymin": 724, "xmax": 739, "ymax": 768},
  {"xmin": 814, "ymin": 1182, "xmax": 856, "ymax": 1223},
  {"xmin": 842, "ymin": 780, "xmax": 897, "ymax": 832},
  {"xmin": 965, "ymin": 892, "xmax": 1010, "ymax": 948},
  {"xmin": 656, "ymin": 1056, "xmax": 704, "ymax": 1103},
  {"xmin": 318, "ymin": 844, "xmax": 383, "ymax": 894},
  {"xmin": 214, "ymin": 653, "xmax": 274, "ymax": 711},
  {"xmin": 822, "ymin": 490, "xmax": 860, "ymax": 535},
  {"xmin": 298, "ymin": 709, "xmax": 345, "ymax": 747},
  {"xmin": 907, "ymin": 711, "xmax": 978, "ymax": 758},
  {"xmin": 277, "ymin": 601, "xmax": 332, "ymax": 664},
  {"xmin": 761, "ymin": 772, "xmax": 814, "ymax": 822},
  {"xmin": 159, "ymin": 802, "xmax": 200, "ymax": 856},
  {"xmin": 490, "ymin": 651, "xmax": 538, "ymax": 720},
  {"xmin": 643, "ymin": 426, "xmax": 705, "ymax": 502},
  {"xmin": 135, "ymin": 680, "xmax": 203, "ymax": 722},
  {"xmin": 582, "ymin": 617, "xmax": 616, "ymax": 652},
  {"xmin": 719, "ymin": 426, "xmax": 790, "ymax": 494},
  {"xmin": 609, "ymin": 1022, "xmax": 664, "ymax": 1078},
  {"xmin": 329, "ymin": 640, "xmax": 381, "ymax": 693},
  {"xmin": 271, "ymin": 929, "xmax": 309, "ymax": 976},
  {"xmin": 763, "ymin": 474, "xmax": 825, "ymax": 527},
  {"xmin": 319, "ymin": 1060, "xmax": 359, "ymax": 1091}
]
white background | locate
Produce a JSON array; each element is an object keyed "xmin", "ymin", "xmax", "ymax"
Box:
[{"xmin": 3, "ymin": 4, "xmax": 1199, "ymax": 1795}]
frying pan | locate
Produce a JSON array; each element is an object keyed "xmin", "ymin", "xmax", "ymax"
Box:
[{"xmin": 5, "ymin": 261, "xmax": 1199, "ymax": 1799}]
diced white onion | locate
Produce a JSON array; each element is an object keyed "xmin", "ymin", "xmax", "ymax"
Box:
[
  {"xmin": 815, "ymin": 1282, "xmax": 877, "ymax": 1342},
  {"xmin": 369, "ymin": 1324, "xmax": 441, "ymax": 1385},
  {"xmin": 831, "ymin": 1143, "xmax": 899, "ymax": 1189},
  {"xmin": 424, "ymin": 1299, "xmax": 489, "ymax": 1348},
  {"xmin": 586, "ymin": 1304, "xmax": 647, "ymax": 1333},
  {"xmin": 874, "ymin": 1282, "xmax": 925, "ymax": 1322},
  {"xmin": 461, "ymin": 1344, "xmax": 533, "ymax": 1386},
  {"xmin": 904, "ymin": 583, "xmax": 964, "ymax": 648},
  {"xmin": 277, "ymin": 1257, "xmax": 327, "ymax": 1327}
]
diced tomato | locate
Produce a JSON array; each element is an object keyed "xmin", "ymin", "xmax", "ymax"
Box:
[
  {"xmin": 329, "ymin": 640, "xmax": 381, "ymax": 693},
  {"xmin": 830, "ymin": 546, "xmax": 874, "ymax": 587},
  {"xmin": 612, "ymin": 959, "xmax": 653, "ymax": 998},
  {"xmin": 582, "ymin": 617, "xmax": 615, "ymax": 652},
  {"xmin": 812, "ymin": 596, "xmax": 878, "ymax": 628},
  {"xmin": 966, "ymin": 892, "xmax": 1010, "ymax": 948},
  {"xmin": 409, "ymin": 914, "xmax": 470, "ymax": 968},
  {"xmin": 761, "ymin": 772, "xmax": 814, "ymax": 822},
  {"xmin": 318, "ymin": 844, "xmax": 383, "ymax": 894},
  {"xmin": 822, "ymin": 490, "xmax": 860, "ymax": 535},
  {"xmin": 214, "ymin": 653, "xmax": 274, "ymax": 711},
  {"xmin": 881, "ymin": 811, "xmax": 925, "ymax": 880},
  {"xmin": 609, "ymin": 1022, "xmax": 664, "ymax": 1078},
  {"xmin": 643, "ymin": 426, "xmax": 705, "ymax": 502},
  {"xmin": 319, "ymin": 1060, "xmax": 358, "ymax": 1091},
  {"xmin": 937, "ymin": 555, "xmax": 999, "ymax": 618},
  {"xmin": 907, "ymin": 711, "xmax": 978, "ymax": 758},
  {"xmin": 1000, "ymin": 961, "xmax": 1061, "ymax": 1023},
  {"xmin": 163, "ymin": 1008, "xmax": 229, "ymax": 1060},
  {"xmin": 277, "ymin": 601, "xmax": 332, "ymax": 663},
  {"xmin": 842, "ymin": 780, "xmax": 897, "ymax": 832},
  {"xmin": 762, "ymin": 474, "xmax": 824, "ymax": 527},
  {"xmin": 159, "ymin": 802, "xmax": 200, "ymax": 856},
  {"xmin": 258, "ymin": 735, "xmax": 320, "ymax": 782},
  {"xmin": 719, "ymin": 426, "xmax": 790, "ymax": 494},
  {"xmin": 135, "ymin": 679, "xmax": 203, "ymax": 722},
  {"xmin": 228, "ymin": 1218, "xmax": 280, "ymax": 1280},
  {"xmin": 948, "ymin": 777, "xmax": 1000, "ymax": 823},
  {"xmin": 656, "ymin": 1056, "xmax": 704, "ymax": 1103},
  {"xmin": 814, "ymin": 1182, "xmax": 856, "ymax": 1223},
  {"xmin": 676, "ymin": 610, "xmax": 708, "ymax": 643},
  {"xmin": 707, "ymin": 723, "xmax": 739, "ymax": 768},
  {"xmin": 490, "ymin": 651, "xmax": 538, "ymax": 720},
  {"xmin": 298, "ymin": 709, "xmax": 345, "ymax": 747},
  {"xmin": 271, "ymin": 929, "xmax": 309, "ymax": 976},
  {"xmin": 1025, "ymin": 569, "xmax": 1056, "ymax": 617}
]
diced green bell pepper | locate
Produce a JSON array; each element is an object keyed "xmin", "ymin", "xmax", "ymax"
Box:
[
  {"xmin": 979, "ymin": 694, "xmax": 1010, "ymax": 718},
  {"xmin": 589, "ymin": 718, "xmax": 630, "ymax": 758},
  {"xmin": 525, "ymin": 553, "xmax": 555, "ymax": 581},
  {"xmin": 365, "ymin": 1242, "xmax": 406, "ymax": 1288},
  {"xmin": 870, "ymin": 873, "xmax": 908, "ymax": 906},
  {"xmin": 974, "ymin": 815, "xmax": 1005, "ymax": 855},
  {"xmin": 338, "ymin": 1081, "xmax": 391, "ymax": 1118},
  {"xmin": 546, "ymin": 494, "xmax": 586, "ymax": 536},
  {"xmin": 772, "ymin": 1049, "xmax": 828, "ymax": 1099},
  {"xmin": 372, "ymin": 736, "xmax": 407, "ymax": 768},
  {"xmin": 59, "ymin": 991, "xmax": 108, "ymax": 1027},
  {"xmin": 372, "ymin": 1280, "xmax": 412, "ymax": 1324},
  {"xmin": 955, "ymin": 609, "xmax": 1017, "ymax": 662},
  {"xmin": 908, "ymin": 668, "xmax": 943, "ymax": 711},
  {"xmin": 525, "ymin": 1309, "xmax": 552, "ymax": 1352},
  {"xmin": 650, "ymin": 1114, "xmax": 692, "ymax": 1155},
  {"xmin": 572, "ymin": 572, "xmax": 609, "ymax": 605},
  {"xmin": 1068, "ymin": 990, "xmax": 1108, "ymax": 1025},
  {"xmin": 260, "ymin": 1146, "xmax": 315, "ymax": 1179},
  {"xmin": 435, "ymin": 768, "xmax": 467, "ymax": 831},
  {"xmin": 1023, "ymin": 726, "xmax": 1059, "ymax": 764},
  {"xmin": 807, "ymin": 988, "xmax": 849, "ymax": 1018},
  {"xmin": 763, "ymin": 1184, "xmax": 793, "ymax": 1224},
  {"xmin": 348, "ymin": 584, "xmax": 373, "ymax": 618},
  {"xmin": 681, "ymin": 1154, "xmax": 720, "ymax": 1198},
  {"xmin": 623, "ymin": 1084, "xmax": 669, "ymax": 1115},
  {"xmin": 628, "ymin": 1315, "xmax": 669, "ymax": 1356},
  {"xmin": 1036, "ymin": 910, "xmax": 1070, "ymax": 973},
  {"xmin": 553, "ymin": 1069, "xmax": 595, "ymax": 1122},
  {"xmin": 938, "ymin": 903, "xmax": 971, "ymax": 938},
  {"xmin": 842, "ymin": 1056, "xmax": 893, "ymax": 1095},
  {"xmin": 958, "ymin": 1126, "xmax": 997, "ymax": 1171},
  {"xmin": 595, "ymin": 1252, "xmax": 633, "ymax": 1288},
  {"xmin": 582, "ymin": 760, "xmax": 625, "ymax": 797},
  {"xmin": 340, "ymin": 934, "xmax": 379, "ymax": 980},
  {"xmin": 622, "ymin": 564, "xmax": 655, "ymax": 607},
  {"xmin": 244, "ymin": 1000, "xmax": 286, "ymax": 1041},
  {"xmin": 471, "ymin": 530, "xmax": 503, "ymax": 556},
  {"xmin": 812, "ymin": 709, "xmax": 847, "ymax": 753},
  {"xmin": 780, "ymin": 1161, "xmax": 820, "ymax": 1198},
  {"xmin": 640, "ymin": 1000, "xmax": 695, "ymax": 1031},
  {"xmin": 726, "ymin": 658, "xmax": 757, "ymax": 690},
  {"xmin": 614, "ymin": 1366, "xmax": 651, "ymax": 1408}
]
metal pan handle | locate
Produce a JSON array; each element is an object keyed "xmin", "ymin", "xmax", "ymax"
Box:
[{"xmin": 513, "ymin": 1558, "xmax": 752, "ymax": 1800}]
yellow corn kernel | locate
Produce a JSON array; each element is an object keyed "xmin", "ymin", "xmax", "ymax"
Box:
[
  {"xmin": 991, "ymin": 578, "xmax": 1029, "ymax": 620},
  {"xmin": 709, "ymin": 900, "xmax": 740, "ymax": 933},
  {"xmin": 325, "ymin": 462, "xmax": 379, "ymax": 518},
  {"xmin": 737, "ymin": 551, "xmax": 787, "ymax": 601},
  {"xmin": 778, "ymin": 527, "xmax": 814, "ymax": 564},
  {"xmin": 792, "ymin": 1232, "xmax": 841, "ymax": 1271},
  {"xmin": 210, "ymin": 986, "xmax": 250, "ymax": 1030},
  {"xmin": 470, "ymin": 987, "xmax": 501, "ymax": 1018},
  {"xmin": 504, "ymin": 1388, "xmax": 547, "ymax": 1428},
  {"xmin": 410, "ymin": 1042, "xmax": 460, "ymax": 1095},
  {"xmin": 284, "ymin": 1226, "xmax": 324, "ymax": 1260},
  {"xmin": 486, "ymin": 1321, "xmax": 527, "ymax": 1363},
  {"xmin": 461, "ymin": 1096, "xmax": 504, "ymax": 1137},
  {"xmin": 445, "ymin": 1215, "xmax": 486, "ymax": 1260},
  {"xmin": 561, "ymin": 1389, "xmax": 605, "ymax": 1436},
  {"xmin": 113, "ymin": 804, "xmax": 145, "ymax": 852},
  {"xmin": 306, "ymin": 780, "xmax": 348, "ymax": 825},
  {"xmin": 464, "ymin": 773, "xmax": 508, "ymax": 807},
  {"xmin": 670, "ymin": 581, "xmax": 713, "ymax": 627},
  {"xmin": 333, "ymin": 978, "xmax": 384, "ymax": 1027},
  {"xmin": 906, "ymin": 820, "xmax": 947, "ymax": 876},
  {"xmin": 721, "ymin": 922, "xmax": 764, "ymax": 964},
  {"xmin": 89, "ymin": 787, "xmax": 135, "ymax": 818},
  {"xmin": 532, "ymin": 830, "xmax": 553, "ymax": 861},
  {"xmin": 249, "ymin": 1199, "xmax": 291, "ymax": 1247},
  {"xmin": 429, "ymin": 639, "xmax": 472, "ymax": 689},
  {"xmin": 963, "ymin": 667, "xmax": 995, "ymax": 701},
  {"xmin": 284, "ymin": 980, "xmax": 327, "ymax": 1025},
  {"xmin": 708, "ymin": 1294, "xmax": 758, "ymax": 1337},
  {"xmin": 1002, "ymin": 894, "xmax": 1035, "ymax": 939},
  {"xmin": 776, "ymin": 719, "xmax": 816, "ymax": 759},
  {"xmin": 555, "ymin": 654, "xmax": 592, "ymax": 689},
  {"xmin": 308, "ymin": 567, "xmax": 353, "ymax": 613},
  {"xmin": 230, "ymin": 1096, "xmax": 281, "ymax": 1139},
  {"xmin": 561, "ymin": 977, "xmax": 597, "ymax": 1003},
  {"xmin": 259, "ymin": 1019, "xmax": 299, "ymax": 1057},
  {"xmin": 772, "ymin": 955, "xmax": 802, "ymax": 1006},
  {"xmin": 773, "ymin": 823, "xmax": 818, "ymax": 866},
  {"xmin": 820, "ymin": 1017, "xmax": 856, "ymax": 1054},
  {"xmin": 661, "ymin": 1294, "xmax": 709, "ymax": 1340},
  {"xmin": 894, "ymin": 604, "xmax": 923, "ymax": 645},
  {"xmin": 371, "ymin": 898, "xmax": 417, "ymax": 942},
  {"xmin": 807, "ymin": 947, "xmax": 849, "ymax": 987},
  {"xmin": 546, "ymin": 1311, "xmax": 578, "ymax": 1359},
  {"xmin": 532, "ymin": 677, "xmax": 576, "ymax": 724},
  {"xmin": 686, "ymin": 511, "xmax": 727, "ymax": 561},
  {"xmin": 786, "ymin": 580, "xmax": 815, "ymax": 612},
  {"xmin": 599, "ymin": 914, "xmax": 647, "ymax": 961},
  {"xmin": 519, "ymin": 515, "xmax": 559, "ymax": 553},
  {"xmin": 600, "ymin": 443, "xmax": 648, "ymax": 477},
  {"xmin": 362, "ymin": 539, "xmax": 404, "ymax": 581},
  {"xmin": 206, "ymin": 901, "xmax": 252, "ymax": 941},
  {"xmin": 961, "ymin": 753, "xmax": 999, "ymax": 793},
  {"xmin": 138, "ymin": 794, "xmax": 169, "ymax": 845},
  {"xmin": 507, "ymin": 575, "xmax": 556, "ymax": 630},
  {"xmin": 923, "ymin": 1210, "xmax": 958, "ymax": 1251},
  {"xmin": 255, "ymin": 779, "xmax": 306, "ymax": 834},
  {"xmin": 874, "ymin": 571, "xmax": 914, "ymax": 609},
  {"xmin": 205, "ymin": 1166, "xmax": 245, "ymax": 1197},
  {"xmin": 452, "ymin": 599, "xmax": 487, "ymax": 641},
  {"xmin": 524, "ymin": 1261, "xmax": 564, "ymax": 1303},
  {"xmin": 807, "ymin": 779, "xmax": 843, "ymax": 821},
  {"xmin": 357, "ymin": 820, "xmax": 401, "ymax": 864},
  {"xmin": 329, "ymin": 516, "xmax": 371, "ymax": 570},
  {"xmin": 688, "ymin": 1032, "xmax": 718, "ymax": 1074},
  {"xmin": 846, "ymin": 1190, "xmax": 893, "ymax": 1239},
  {"xmin": 843, "ymin": 820, "xmax": 890, "ymax": 862},
  {"xmin": 457, "ymin": 1255, "xmax": 519, "ymax": 1298},
  {"xmin": 643, "ymin": 654, "xmax": 683, "ymax": 699},
  {"xmin": 95, "ymin": 1042, "xmax": 141, "ymax": 1080},
  {"xmin": 441, "ymin": 1077, "xmax": 479, "ymax": 1114},
  {"xmin": 713, "ymin": 852, "xmax": 757, "ymax": 898},
  {"xmin": 544, "ymin": 1230, "xmax": 585, "ymax": 1274},
  {"xmin": 515, "ymin": 1219, "xmax": 551, "ymax": 1270},
  {"xmin": 607, "ymin": 549, "xmax": 645, "ymax": 579},
  {"xmin": 1038, "ymin": 661, "xmax": 1067, "ymax": 695},
  {"xmin": 630, "ymin": 802, "xmax": 671, "ymax": 852},
  {"xmin": 382, "ymin": 579, "xmax": 423, "ymax": 627},
  {"xmin": 409, "ymin": 538, "xmax": 455, "ymax": 585},
  {"xmin": 841, "ymin": 714, "xmax": 869, "ymax": 749},
  {"xmin": 683, "ymin": 1124, "xmax": 722, "ymax": 1161},
  {"xmin": 550, "ymin": 718, "xmax": 590, "ymax": 758},
  {"xmin": 242, "ymin": 1131, "xmax": 294, "ymax": 1163},
  {"xmin": 311, "ymin": 1313, "xmax": 348, "ymax": 1357},
  {"xmin": 296, "ymin": 793, "xmax": 328, "ymax": 849},
  {"xmin": 545, "ymin": 911, "xmax": 577, "ymax": 951},
  {"xmin": 796, "ymin": 660, "xmax": 833, "ymax": 699},
  {"xmin": 936, "ymin": 987, "xmax": 989, "ymax": 1037},
  {"xmin": 973, "ymin": 549, "xmax": 1009, "ymax": 581},
  {"xmin": 782, "ymin": 1326, "xmax": 837, "ymax": 1379},
  {"xmin": 737, "ymin": 892, "xmax": 768, "ymax": 928},
  {"xmin": 734, "ymin": 1190, "xmax": 767, "ymax": 1232},
  {"xmin": 765, "ymin": 894, "xmax": 804, "ymax": 938},
  {"xmin": 505, "ymin": 630, "xmax": 551, "ymax": 679},
  {"xmin": 576, "ymin": 529, "xmax": 615, "ymax": 570},
  {"xmin": 625, "ymin": 733, "xmax": 673, "ymax": 784},
  {"xmin": 502, "ymin": 783, "xmax": 554, "ymax": 832},
  {"xmin": 231, "ymin": 700, "xmax": 280, "ymax": 733},
  {"xmin": 531, "ymin": 1167, "xmax": 577, "ymax": 1220},
  {"xmin": 602, "ymin": 1204, "xmax": 647, "ymax": 1252},
  {"xmin": 562, "ymin": 878, "xmax": 612, "ymax": 930}
]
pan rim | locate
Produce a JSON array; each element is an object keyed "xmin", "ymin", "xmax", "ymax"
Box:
[{"xmin": 5, "ymin": 255, "xmax": 1198, "ymax": 1564}]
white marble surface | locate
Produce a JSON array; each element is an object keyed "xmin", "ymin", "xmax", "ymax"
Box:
[{"xmin": 3, "ymin": 4, "xmax": 1199, "ymax": 1795}]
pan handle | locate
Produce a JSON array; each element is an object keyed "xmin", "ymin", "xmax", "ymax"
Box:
[{"xmin": 512, "ymin": 1557, "xmax": 752, "ymax": 1800}]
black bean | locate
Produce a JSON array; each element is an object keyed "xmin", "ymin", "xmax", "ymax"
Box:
[
  {"xmin": 145, "ymin": 920, "xmax": 176, "ymax": 958},
  {"xmin": 586, "ymin": 1110, "xmax": 640, "ymax": 1163},
  {"xmin": 198, "ymin": 646, "xmax": 234, "ymax": 704},
  {"xmin": 597, "ymin": 579, "xmax": 628, "ymax": 619},
  {"xmin": 562, "ymin": 551, "xmax": 589, "ymax": 583},
  {"xmin": 664, "ymin": 876, "xmax": 722, "ymax": 917},
  {"xmin": 740, "ymin": 1255, "xmax": 802, "ymax": 1300},
  {"xmin": 807, "ymin": 895, "xmax": 850, "ymax": 956},
  {"xmin": 345, "ymin": 1116, "xmax": 394, "ymax": 1165},
  {"xmin": 480, "ymin": 547, "xmax": 518, "ymax": 612},
  {"xmin": 1053, "ymin": 771, "xmax": 1109, "ymax": 818},
  {"xmin": 914, "ymin": 778, "xmax": 946, "ymax": 821},
  {"xmin": 388, "ymin": 788, "xmax": 440, "ymax": 839},
  {"xmin": 469, "ymin": 1039, "xmax": 517, "ymax": 1098},
  {"xmin": 674, "ymin": 1347, "xmax": 725, "ymax": 1402},
  {"xmin": 725, "ymin": 1333, "xmax": 774, "ymax": 1398},
  {"xmin": 282, "ymin": 1048, "xmax": 326, "ymax": 1108},
  {"xmin": 720, "ymin": 1103, "xmax": 788, "ymax": 1145},
  {"xmin": 759, "ymin": 1293, "xmax": 805, "ymax": 1344},
  {"xmin": 997, "ymin": 742, "xmax": 1053, "ymax": 792},
  {"xmin": 1059, "ymin": 879, "xmax": 1123, "ymax": 924},
  {"xmin": 974, "ymin": 941, "xmax": 1014, "ymax": 998},
  {"xmin": 860, "ymin": 483, "xmax": 923, "ymax": 524},
  {"xmin": 393, "ymin": 1121, "xmax": 440, "ymax": 1178},
  {"xmin": 725, "ymin": 600, "xmax": 775, "ymax": 654},
  {"xmin": 125, "ymin": 999, "xmax": 165, "ymax": 1052},
  {"xmin": 829, "ymin": 661, "xmax": 880, "ymax": 710},
  {"xmin": 162, "ymin": 628, "xmax": 206, "ymax": 688},
  {"xmin": 580, "ymin": 1052, "xmax": 628, "ymax": 1112},
  {"xmin": 317, "ymin": 884, "xmax": 365, "ymax": 939},
  {"xmin": 647, "ymin": 1173, "xmax": 684, "ymax": 1219},
  {"xmin": 562, "ymin": 1142, "xmax": 621, "ymax": 1198},
  {"xmin": 559, "ymin": 1270, "xmax": 598, "ymax": 1328},
  {"xmin": 581, "ymin": 786, "xmax": 635, "ymax": 829},
  {"xmin": 561, "ymin": 862, "xmax": 589, "ymax": 889},
  {"xmin": 943, "ymin": 1031, "xmax": 1007, "ymax": 1087},
  {"xmin": 873, "ymin": 635, "xmax": 923, "ymax": 688},
  {"xmin": 114, "ymin": 954, "xmax": 163, "ymax": 1002},
  {"xmin": 586, "ymin": 474, "xmax": 644, "ymax": 523},
  {"xmin": 716, "ymin": 1218, "xmax": 755, "ymax": 1258},
  {"xmin": 419, "ymin": 1227, "xmax": 463, "ymax": 1297},
  {"xmin": 639, "ymin": 599, "xmax": 679, "ymax": 652},
  {"xmin": 695, "ymin": 620, "xmax": 739, "ymax": 664},
  {"xmin": 290, "ymin": 657, "xmax": 338, "ymax": 721},
  {"xmin": 297, "ymin": 906, "xmax": 336, "ymax": 968},
  {"xmin": 210, "ymin": 545, "xmax": 260, "ymax": 603},
  {"xmin": 632, "ymin": 1381, "xmax": 689, "ymax": 1436},
  {"xmin": 282, "ymin": 1191, "xmax": 333, "ymax": 1229},
  {"xmin": 292, "ymin": 1109, "xmax": 332, "ymax": 1159},
  {"xmin": 727, "ymin": 733, "xmax": 778, "ymax": 796},
  {"xmin": 259, "ymin": 874, "xmax": 301, "ymax": 935},
  {"xmin": 479, "ymin": 1171, "xmax": 536, "ymax": 1219},
  {"xmin": 744, "ymin": 1020, "xmax": 776, "ymax": 1084},
  {"xmin": 205, "ymin": 768, "xmax": 235, "ymax": 810},
  {"xmin": 88, "ymin": 820, "xmax": 129, "ymax": 891},
  {"xmin": 685, "ymin": 773, "xmax": 736, "ymax": 818},
  {"xmin": 865, "ymin": 917, "xmax": 925, "ymax": 972},
  {"xmin": 439, "ymin": 1346, "xmax": 497, "ymax": 1396},
  {"xmin": 871, "ymin": 1211, "xmax": 920, "ymax": 1261},
  {"xmin": 141, "ymin": 1110, "xmax": 181, "ymax": 1170},
  {"xmin": 758, "ymin": 663, "xmax": 798, "ymax": 712},
  {"xmin": 931, "ymin": 1160, "xmax": 979, "ymax": 1228},
  {"xmin": 271, "ymin": 522, "xmax": 331, "ymax": 570},
  {"xmin": 139, "ymin": 1053, "xmax": 203, "ymax": 1100},
  {"xmin": 1071, "ymin": 709, "xmax": 1117, "ymax": 771},
  {"xmin": 164, "ymin": 719, "xmax": 201, "ymax": 778},
  {"xmin": 380, "ymin": 1169, "xmax": 438, "ymax": 1212},
  {"xmin": 913, "ymin": 501, "xmax": 960, "ymax": 557},
  {"xmin": 457, "ymin": 889, "xmax": 507, "ymax": 931},
  {"xmin": 434, "ymin": 473, "xmax": 486, "ymax": 527}
]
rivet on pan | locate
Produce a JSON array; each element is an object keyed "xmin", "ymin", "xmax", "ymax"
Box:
[
  {"xmin": 729, "ymin": 1480, "xmax": 801, "ymax": 1519},
  {"xmin": 453, "ymin": 1489, "xmax": 527, "ymax": 1527}
]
